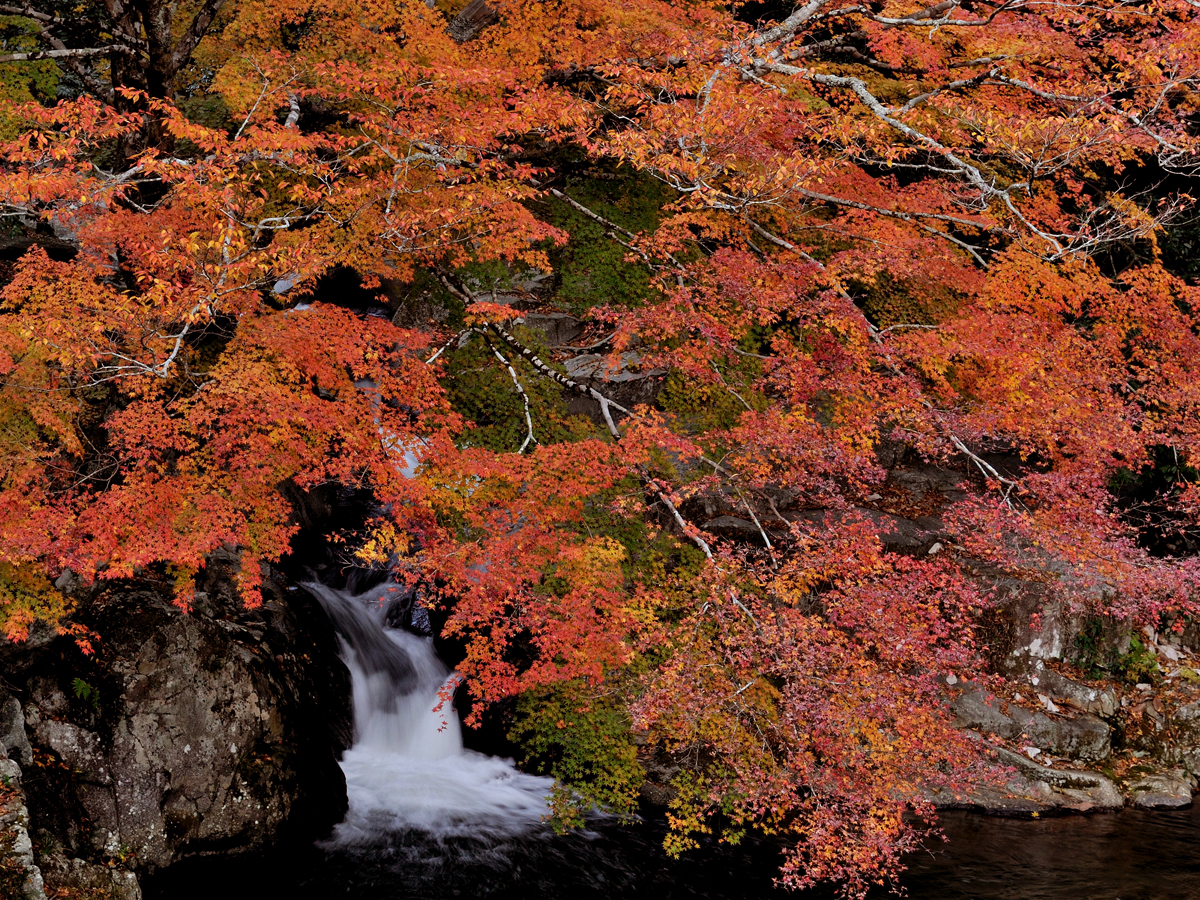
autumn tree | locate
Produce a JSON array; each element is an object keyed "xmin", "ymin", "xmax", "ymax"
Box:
[{"xmin": 2, "ymin": 0, "xmax": 1200, "ymax": 894}]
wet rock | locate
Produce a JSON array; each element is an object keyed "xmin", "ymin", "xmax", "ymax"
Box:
[
  {"xmin": 636, "ymin": 742, "xmax": 680, "ymax": 807},
  {"xmin": 1126, "ymin": 771, "xmax": 1195, "ymax": 809},
  {"xmin": 952, "ymin": 689, "xmax": 1111, "ymax": 761},
  {"xmin": 20, "ymin": 574, "xmax": 350, "ymax": 873},
  {"xmin": 996, "ymin": 746, "xmax": 1123, "ymax": 809},
  {"xmin": 929, "ymin": 746, "xmax": 1122, "ymax": 814}
]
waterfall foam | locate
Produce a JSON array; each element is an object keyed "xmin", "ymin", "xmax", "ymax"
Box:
[{"xmin": 305, "ymin": 581, "xmax": 554, "ymax": 846}]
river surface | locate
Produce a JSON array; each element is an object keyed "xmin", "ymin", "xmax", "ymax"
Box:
[
  {"xmin": 144, "ymin": 804, "xmax": 1200, "ymax": 900},
  {"xmin": 146, "ymin": 582, "xmax": 1200, "ymax": 900}
]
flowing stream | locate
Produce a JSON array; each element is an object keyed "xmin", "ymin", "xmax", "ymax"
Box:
[
  {"xmin": 304, "ymin": 581, "xmax": 554, "ymax": 846},
  {"xmin": 146, "ymin": 583, "xmax": 1200, "ymax": 899}
]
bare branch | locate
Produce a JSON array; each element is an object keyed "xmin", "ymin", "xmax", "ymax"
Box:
[
  {"xmin": 651, "ymin": 477, "xmax": 714, "ymax": 559},
  {"xmin": 547, "ymin": 186, "xmax": 688, "ymax": 278},
  {"xmin": 789, "ymin": 186, "xmax": 994, "ymax": 267},
  {"xmin": 484, "ymin": 322, "xmax": 634, "ymax": 428},
  {"xmin": 0, "ymin": 8, "xmax": 117, "ymax": 99},
  {"xmin": 485, "ymin": 336, "xmax": 538, "ymax": 453},
  {"xmin": 549, "ymin": 187, "xmax": 640, "ymax": 242},
  {"xmin": 752, "ymin": 0, "xmax": 835, "ymax": 47},
  {"xmin": 0, "ymin": 44, "xmax": 133, "ymax": 62},
  {"xmin": 425, "ymin": 329, "xmax": 469, "ymax": 365},
  {"xmin": 736, "ymin": 486, "xmax": 777, "ymax": 566},
  {"xmin": 0, "ymin": 4, "xmax": 64, "ymax": 24},
  {"xmin": 284, "ymin": 93, "xmax": 301, "ymax": 129}
]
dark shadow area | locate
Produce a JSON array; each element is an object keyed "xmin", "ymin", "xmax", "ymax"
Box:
[
  {"xmin": 142, "ymin": 803, "xmax": 788, "ymax": 900},
  {"xmin": 144, "ymin": 803, "xmax": 1200, "ymax": 900}
]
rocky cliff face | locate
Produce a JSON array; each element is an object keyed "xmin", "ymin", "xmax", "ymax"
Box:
[
  {"xmin": 1, "ymin": 729, "xmax": 45, "ymax": 900},
  {"xmin": 0, "ymin": 555, "xmax": 352, "ymax": 894}
]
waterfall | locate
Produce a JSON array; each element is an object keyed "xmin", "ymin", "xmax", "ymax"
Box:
[{"xmin": 305, "ymin": 581, "xmax": 554, "ymax": 846}]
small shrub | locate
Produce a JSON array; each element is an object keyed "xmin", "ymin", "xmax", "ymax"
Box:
[
  {"xmin": 509, "ymin": 679, "xmax": 644, "ymax": 830},
  {"xmin": 71, "ymin": 677, "xmax": 100, "ymax": 712},
  {"xmin": 1115, "ymin": 635, "xmax": 1160, "ymax": 685}
]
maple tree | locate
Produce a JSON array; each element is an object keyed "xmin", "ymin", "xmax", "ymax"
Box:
[{"xmin": 2, "ymin": 0, "xmax": 1200, "ymax": 894}]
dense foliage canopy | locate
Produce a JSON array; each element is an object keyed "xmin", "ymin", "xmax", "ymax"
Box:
[{"xmin": 2, "ymin": 0, "xmax": 1200, "ymax": 893}]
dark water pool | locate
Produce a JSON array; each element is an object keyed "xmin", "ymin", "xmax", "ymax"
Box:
[
  {"xmin": 901, "ymin": 807, "xmax": 1200, "ymax": 900},
  {"xmin": 145, "ymin": 804, "xmax": 1200, "ymax": 900}
]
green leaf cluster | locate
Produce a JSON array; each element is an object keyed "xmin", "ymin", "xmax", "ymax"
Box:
[
  {"xmin": 1115, "ymin": 634, "xmax": 1160, "ymax": 686},
  {"xmin": 657, "ymin": 361, "xmax": 764, "ymax": 433},
  {"xmin": 544, "ymin": 169, "xmax": 674, "ymax": 314},
  {"xmin": 444, "ymin": 331, "xmax": 596, "ymax": 452},
  {"xmin": 856, "ymin": 272, "xmax": 963, "ymax": 329},
  {"xmin": 1074, "ymin": 617, "xmax": 1160, "ymax": 685},
  {"xmin": 71, "ymin": 677, "xmax": 100, "ymax": 712},
  {"xmin": 509, "ymin": 679, "xmax": 645, "ymax": 830},
  {"xmin": 0, "ymin": 15, "xmax": 59, "ymax": 139},
  {"xmin": 0, "ymin": 562, "xmax": 70, "ymax": 642}
]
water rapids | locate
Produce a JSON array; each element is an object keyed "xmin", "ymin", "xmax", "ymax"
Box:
[{"xmin": 304, "ymin": 580, "xmax": 554, "ymax": 845}]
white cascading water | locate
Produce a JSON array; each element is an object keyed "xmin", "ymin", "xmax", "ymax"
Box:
[{"xmin": 304, "ymin": 581, "xmax": 555, "ymax": 846}]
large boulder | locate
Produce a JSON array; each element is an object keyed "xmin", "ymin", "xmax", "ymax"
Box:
[
  {"xmin": 17, "ymin": 566, "xmax": 350, "ymax": 873},
  {"xmin": 928, "ymin": 745, "xmax": 1123, "ymax": 814},
  {"xmin": 1172, "ymin": 699, "xmax": 1200, "ymax": 760},
  {"xmin": 521, "ymin": 312, "xmax": 586, "ymax": 347},
  {"xmin": 563, "ymin": 351, "xmax": 666, "ymax": 420},
  {"xmin": 951, "ymin": 687, "xmax": 1111, "ymax": 761},
  {"xmin": 1124, "ymin": 696, "xmax": 1200, "ymax": 776},
  {"xmin": 1, "ymin": 696, "xmax": 32, "ymax": 767},
  {"xmin": 1027, "ymin": 668, "xmax": 1118, "ymax": 718},
  {"xmin": 1125, "ymin": 771, "xmax": 1194, "ymax": 809}
]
